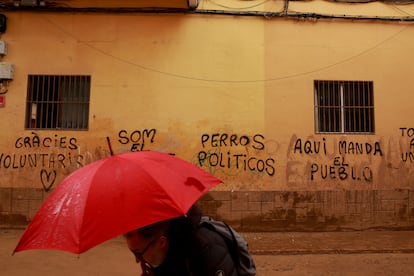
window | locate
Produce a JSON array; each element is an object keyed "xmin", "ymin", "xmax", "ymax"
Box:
[
  {"xmin": 25, "ymin": 75, "xmax": 91, "ymax": 130},
  {"xmin": 314, "ymin": 80, "xmax": 374, "ymax": 134}
]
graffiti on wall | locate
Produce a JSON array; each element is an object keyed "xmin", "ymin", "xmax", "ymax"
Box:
[
  {"xmin": 196, "ymin": 133, "xmax": 276, "ymax": 177},
  {"xmin": 0, "ymin": 132, "xmax": 84, "ymax": 191},
  {"xmin": 4, "ymin": 128, "xmax": 413, "ymax": 191},
  {"xmin": 118, "ymin": 129, "xmax": 156, "ymax": 152},
  {"xmin": 400, "ymin": 128, "xmax": 414, "ymax": 163},
  {"xmin": 291, "ymin": 136, "xmax": 383, "ymax": 183}
]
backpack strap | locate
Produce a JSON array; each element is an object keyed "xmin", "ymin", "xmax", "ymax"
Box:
[
  {"xmin": 222, "ymin": 221, "xmax": 241, "ymax": 265},
  {"xmin": 199, "ymin": 217, "xmax": 240, "ymax": 267}
]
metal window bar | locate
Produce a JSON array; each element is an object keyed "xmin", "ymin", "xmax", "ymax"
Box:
[
  {"xmin": 340, "ymin": 84, "xmax": 344, "ymax": 133},
  {"xmin": 365, "ymin": 83, "xmax": 369, "ymax": 131},
  {"xmin": 314, "ymin": 86, "xmax": 319, "ymax": 133},
  {"xmin": 44, "ymin": 76, "xmax": 49, "ymax": 129},
  {"xmin": 353, "ymin": 82, "xmax": 356, "ymax": 132},
  {"xmin": 48, "ymin": 76, "xmax": 58, "ymax": 128},
  {"xmin": 314, "ymin": 80, "xmax": 374, "ymax": 134},
  {"xmin": 26, "ymin": 75, "xmax": 90, "ymax": 130},
  {"xmin": 356, "ymin": 81, "xmax": 360, "ymax": 132},
  {"xmin": 330, "ymin": 88, "xmax": 334, "ymax": 132}
]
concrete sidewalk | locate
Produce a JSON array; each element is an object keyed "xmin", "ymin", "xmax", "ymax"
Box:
[{"xmin": 242, "ymin": 230, "xmax": 414, "ymax": 255}]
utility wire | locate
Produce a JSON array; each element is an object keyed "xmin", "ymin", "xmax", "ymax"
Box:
[
  {"xmin": 207, "ymin": 0, "xmax": 271, "ymax": 10},
  {"xmin": 390, "ymin": 4, "xmax": 414, "ymax": 15},
  {"xmin": 1, "ymin": 5, "xmax": 414, "ymax": 22},
  {"xmin": 42, "ymin": 14, "xmax": 409, "ymax": 83}
]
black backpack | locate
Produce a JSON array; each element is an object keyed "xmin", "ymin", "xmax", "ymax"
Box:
[{"xmin": 199, "ymin": 216, "xmax": 256, "ymax": 276}]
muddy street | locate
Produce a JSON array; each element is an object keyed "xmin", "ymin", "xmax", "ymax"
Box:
[
  {"xmin": 3, "ymin": 229, "xmax": 414, "ymax": 275},
  {"xmin": 255, "ymin": 253, "xmax": 414, "ymax": 275}
]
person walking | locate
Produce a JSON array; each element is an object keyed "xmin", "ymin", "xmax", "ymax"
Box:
[{"xmin": 125, "ymin": 206, "xmax": 238, "ymax": 276}]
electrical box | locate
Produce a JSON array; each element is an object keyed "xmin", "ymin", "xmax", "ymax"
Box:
[
  {"xmin": 0, "ymin": 40, "xmax": 7, "ymax": 55},
  {"xmin": 0, "ymin": 62, "xmax": 14, "ymax": 80}
]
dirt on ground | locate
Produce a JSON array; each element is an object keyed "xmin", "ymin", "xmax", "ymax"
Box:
[{"xmin": 3, "ymin": 229, "xmax": 414, "ymax": 275}]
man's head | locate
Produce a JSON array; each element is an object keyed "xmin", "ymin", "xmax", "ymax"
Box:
[{"xmin": 125, "ymin": 219, "xmax": 171, "ymax": 268}]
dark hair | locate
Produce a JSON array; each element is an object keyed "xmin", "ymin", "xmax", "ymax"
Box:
[
  {"xmin": 124, "ymin": 205, "xmax": 203, "ymax": 240},
  {"xmin": 125, "ymin": 219, "xmax": 171, "ymax": 239}
]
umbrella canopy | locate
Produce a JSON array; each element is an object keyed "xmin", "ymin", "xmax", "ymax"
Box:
[{"xmin": 14, "ymin": 151, "xmax": 222, "ymax": 254}]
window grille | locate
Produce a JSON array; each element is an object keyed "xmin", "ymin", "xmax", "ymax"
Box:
[
  {"xmin": 25, "ymin": 75, "xmax": 91, "ymax": 130},
  {"xmin": 314, "ymin": 80, "xmax": 374, "ymax": 134}
]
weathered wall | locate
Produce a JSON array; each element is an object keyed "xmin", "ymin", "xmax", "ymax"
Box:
[
  {"xmin": 1, "ymin": 3, "xmax": 414, "ymax": 230},
  {"xmin": 2, "ymin": 188, "xmax": 414, "ymax": 231}
]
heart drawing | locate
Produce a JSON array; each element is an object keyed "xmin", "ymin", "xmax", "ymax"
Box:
[{"xmin": 40, "ymin": 169, "xmax": 57, "ymax": 192}]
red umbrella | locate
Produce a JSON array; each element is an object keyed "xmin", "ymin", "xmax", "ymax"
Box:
[{"xmin": 14, "ymin": 151, "xmax": 222, "ymax": 254}]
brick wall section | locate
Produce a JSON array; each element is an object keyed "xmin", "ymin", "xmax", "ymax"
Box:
[
  {"xmin": 198, "ymin": 190, "xmax": 414, "ymax": 232},
  {"xmin": 1, "ymin": 188, "xmax": 414, "ymax": 231},
  {"xmin": 0, "ymin": 188, "xmax": 46, "ymax": 228}
]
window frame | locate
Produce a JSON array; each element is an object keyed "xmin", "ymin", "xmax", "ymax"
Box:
[
  {"xmin": 314, "ymin": 80, "xmax": 375, "ymax": 134},
  {"xmin": 25, "ymin": 74, "xmax": 91, "ymax": 130}
]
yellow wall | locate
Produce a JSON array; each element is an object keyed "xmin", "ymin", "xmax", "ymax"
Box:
[
  {"xmin": 0, "ymin": 2, "xmax": 414, "ymax": 192},
  {"xmin": 264, "ymin": 18, "xmax": 414, "ymax": 191}
]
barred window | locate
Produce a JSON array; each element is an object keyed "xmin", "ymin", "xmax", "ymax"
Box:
[
  {"xmin": 25, "ymin": 75, "xmax": 91, "ymax": 130},
  {"xmin": 314, "ymin": 80, "xmax": 374, "ymax": 134}
]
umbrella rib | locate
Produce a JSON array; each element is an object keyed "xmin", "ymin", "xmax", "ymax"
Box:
[
  {"xmin": 75, "ymin": 161, "xmax": 107, "ymax": 252},
  {"xmin": 134, "ymin": 157, "xmax": 195, "ymax": 217},
  {"xmin": 141, "ymin": 166, "xmax": 184, "ymax": 212}
]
